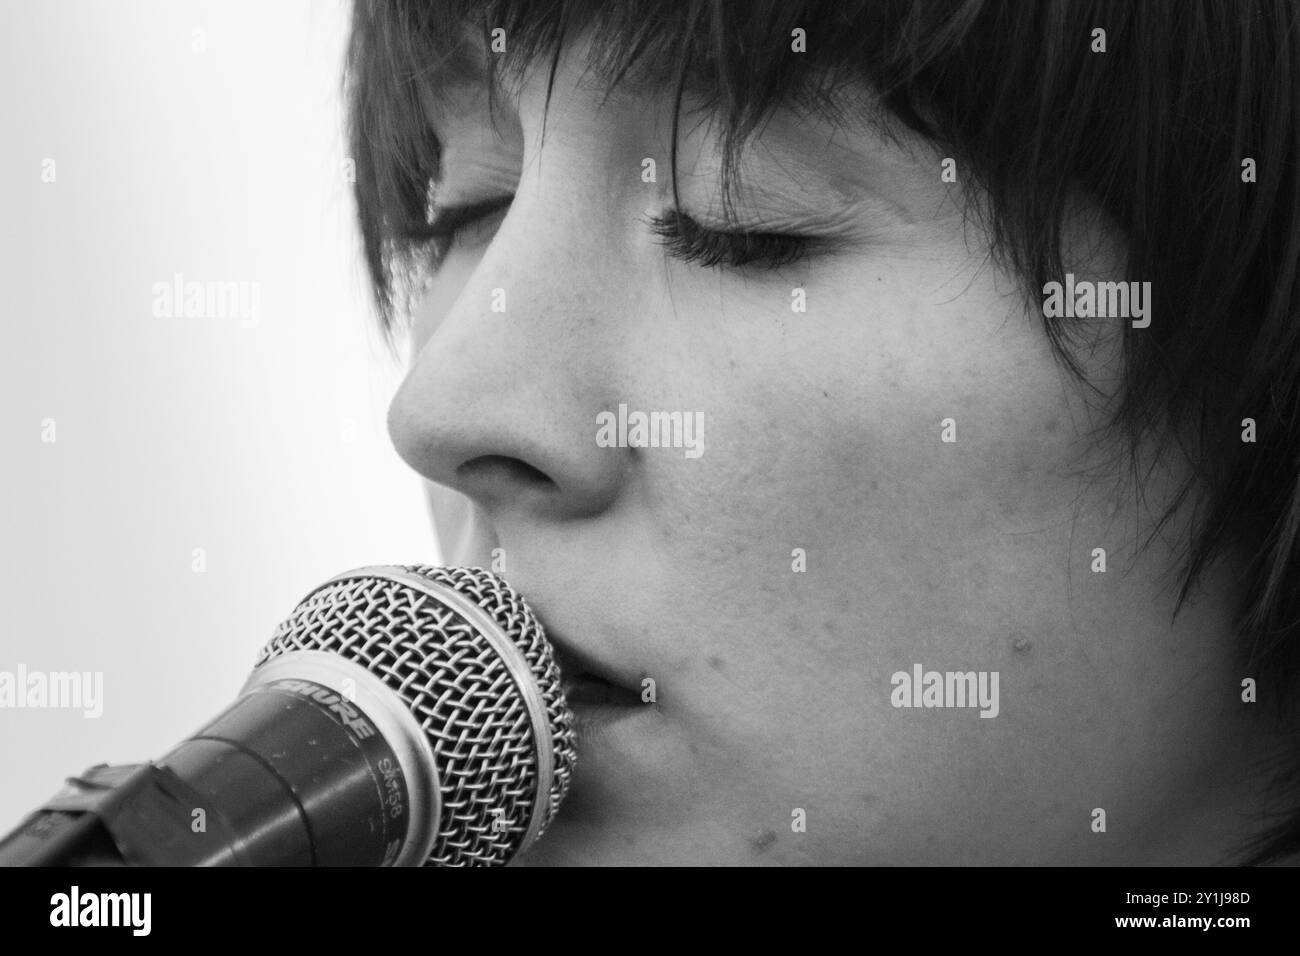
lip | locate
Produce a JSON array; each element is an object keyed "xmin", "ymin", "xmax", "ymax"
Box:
[
  {"xmin": 537, "ymin": 623, "xmax": 648, "ymax": 743},
  {"xmin": 541, "ymin": 622, "xmax": 642, "ymax": 700},
  {"xmin": 560, "ymin": 669, "xmax": 644, "ymax": 706},
  {"xmin": 564, "ymin": 700, "xmax": 646, "ymax": 747},
  {"xmin": 550, "ymin": 638, "xmax": 645, "ymax": 707}
]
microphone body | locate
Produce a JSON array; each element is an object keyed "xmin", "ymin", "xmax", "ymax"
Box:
[{"xmin": 0, "ymin": 565, "xmax": 576, "ymax": 867}]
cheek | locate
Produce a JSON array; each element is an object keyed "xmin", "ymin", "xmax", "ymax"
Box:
[
  {"xmin": 654, "ymin": 259, "xmax": 1090, "ymax": 568},
  {"xmin": 640, "ymin": 265, "xmax": 1129, "ymax": 743}
]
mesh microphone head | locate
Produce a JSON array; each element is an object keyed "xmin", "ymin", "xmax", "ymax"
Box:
[{"xmin": 253, "ymin": 565, "xmax": 576, "ymax": 866}]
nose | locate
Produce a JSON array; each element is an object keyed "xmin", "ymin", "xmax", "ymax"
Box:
[{"xmin": 386, "ymin": 201, "xmax": 628, "ymax": 523}]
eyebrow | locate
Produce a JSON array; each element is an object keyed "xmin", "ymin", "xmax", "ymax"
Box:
[
  {"xmin": 418, "ymin": 72, "xmax": 525, "ymax": 183},
  {"xmin": 671, "ymin": 104, "xmax": 928, "ymax": 228},
  {"xmin": 679, "ymin": 165, "xmax": 917, "ymax": 236}
]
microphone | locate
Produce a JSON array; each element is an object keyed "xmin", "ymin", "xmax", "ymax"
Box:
[{"xmin": 0, "ymin": 565, "xmax": 577, "ymax": 867}]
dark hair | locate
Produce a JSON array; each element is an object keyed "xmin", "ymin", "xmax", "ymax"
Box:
[{"xmin": 346, "ymin": 0, "xmax": 1300, "ymax": 864}]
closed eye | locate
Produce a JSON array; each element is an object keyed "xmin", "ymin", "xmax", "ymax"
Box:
[
  {"xmin": 403, "ymin": 193, "xmax": 514, "ymax": 263},
  {"xmin": 401, "ymin": 195, "xmax": 814, "ymax": 272},
  {"xmin": 647, "ymin": 209, "xmax": 813, "ymax": 270}
]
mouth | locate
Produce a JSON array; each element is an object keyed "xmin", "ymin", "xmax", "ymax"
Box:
[
  {"xmin": 548, "ymin": 637, "xmax": 644, "ymax": 707},
  {"xmin": 544, "ymin": 629, "xmax": 648, "ymax": 742}
]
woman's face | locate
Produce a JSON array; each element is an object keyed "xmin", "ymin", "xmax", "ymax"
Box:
[{"xmin": 386, "ymin": 39, "xmax": 1269, "ymax": 864}]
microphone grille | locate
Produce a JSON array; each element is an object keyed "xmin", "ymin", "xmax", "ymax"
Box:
[{"xmin": 254, "ymin": 565, "xmax": 576, "ymax": 866}]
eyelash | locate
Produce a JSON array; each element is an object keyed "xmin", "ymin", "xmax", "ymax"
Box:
[
  {"xmin": 403, "ymin": 194, "xmax": 513, "ymax": 262},
  {"xmin": 407, "ymin": 195, "xmax": 812, "ymax": 271},
  {"xmin": 646, "ymin": 209, "xmax": 811, "ymax": 270}
]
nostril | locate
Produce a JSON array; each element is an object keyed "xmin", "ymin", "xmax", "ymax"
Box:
[{"xmin": 457, "ymin": 455, "xmax": 555, "ymax": 489}]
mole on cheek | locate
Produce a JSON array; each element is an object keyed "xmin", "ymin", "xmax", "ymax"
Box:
[{"xmin": 750, "ymin": 829, "xmax": 778, "ymax": 854}]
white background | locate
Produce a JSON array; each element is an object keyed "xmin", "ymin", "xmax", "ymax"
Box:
[{"xmin": 0, "ymin": 0, "xmax": 437, "ymax": 831}]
